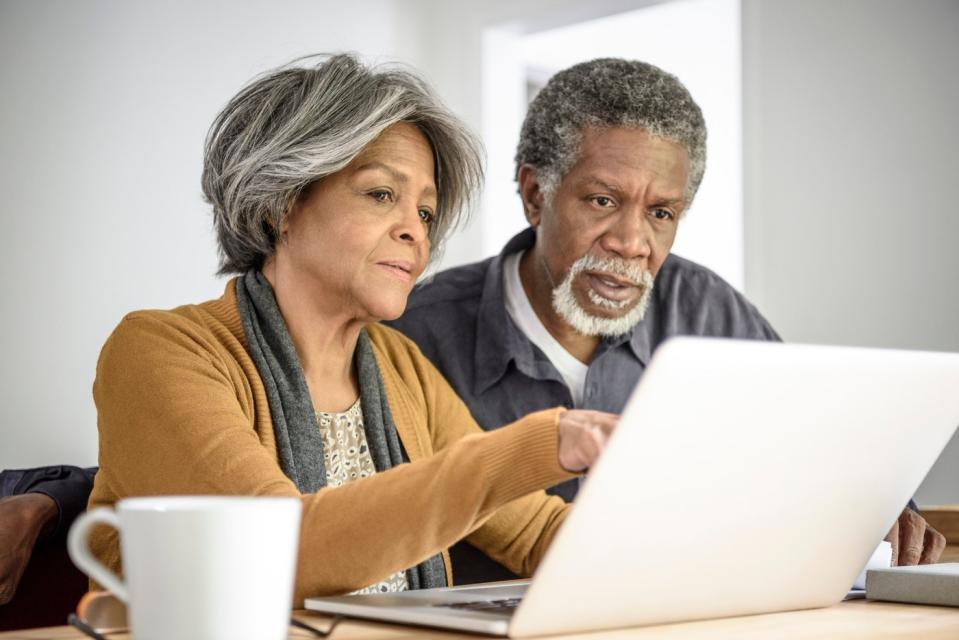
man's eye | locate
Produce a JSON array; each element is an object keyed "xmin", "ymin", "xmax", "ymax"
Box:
[
  {"xmin": 418, "ymin": 209, "xmax": 435, "ymax": 225},
  {"xmin": 591, "ymin": 196, "xmax": 615, "ymax": 208},
  {"xmin": 652, "ymin": 208, "xmax": 674, "ymax": 220},
  {"xmin": 370, "ymin": 190, "xmax": 393, "ymax": 203}
]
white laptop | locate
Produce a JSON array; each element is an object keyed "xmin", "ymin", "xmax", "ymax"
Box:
[{"xmin": 305, "ymin": 337, "xmax": 959, "ymax": 637}]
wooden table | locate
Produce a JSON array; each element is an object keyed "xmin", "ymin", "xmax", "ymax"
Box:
[{"xmin": 1, "ymin": 600, "xmax": 957, "ymax": 639}]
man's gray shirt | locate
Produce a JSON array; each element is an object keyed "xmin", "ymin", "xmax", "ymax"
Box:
[{"xmin": 388, "ymin": 228, "xmax": 780, "ymax": 581}]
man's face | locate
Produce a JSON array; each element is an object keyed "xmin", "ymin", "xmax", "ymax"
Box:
[{"xmin": 521, "ymin": 126, "xmax": 690, "ymax": 336}]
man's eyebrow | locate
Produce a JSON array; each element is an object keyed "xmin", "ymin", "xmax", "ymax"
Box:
[
  {"xmin": 575, "ymin": 177, "xmax": 623, "ymax": 193},
  {"xmin": 575, "ymin": 177, "xmax": 685, "ymax": 205},
  {"xmin": 653, "ymin": 196, "xmax": 686, "ymax": 207},
  {"xmin": 353, "ymin": 161, "xmax": 437, "ymax": 197}
]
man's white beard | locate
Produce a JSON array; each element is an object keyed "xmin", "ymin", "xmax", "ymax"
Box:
[{"xmin": 551, "ymin": 255, "xmax": 655, "ymax": 337}]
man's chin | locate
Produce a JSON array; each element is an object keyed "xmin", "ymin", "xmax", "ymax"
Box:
[
  {"xmin": 551, "ymin": 261, "xmax": 655, "ymax": 338},
  {"xmin": 579, "ymin": 297, "xmax": 640, "ymax": 320},
  {"xmin": 556, "ymin": 293, "xmax": 650, "ymax": 338}
]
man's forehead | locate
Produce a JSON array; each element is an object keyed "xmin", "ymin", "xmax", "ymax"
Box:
[
  {"xmin": 561, "ymin": 126, "xmax": 690, "ymax": 195},
  {"xmin": 575, "ymin": 124, "xmax": 685, "ymax": 156}
]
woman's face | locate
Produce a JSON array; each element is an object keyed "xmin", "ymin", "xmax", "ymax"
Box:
[{"xmin": 274, "ymin": 122, "xmax": 436, "ymax": 322}]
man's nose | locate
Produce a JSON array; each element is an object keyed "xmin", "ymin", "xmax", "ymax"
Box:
[{"xmin": 599, "ymin": 208, "xmax": 652, "ymax": 260}]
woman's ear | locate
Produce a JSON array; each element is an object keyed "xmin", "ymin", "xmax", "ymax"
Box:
[
  {"xmin": 517, "ymin": 165, "xmax": 546, "ymax": 227},
  {"xmin": 263, "ymin": 212, "xmax": 289, "ymax": 246}
]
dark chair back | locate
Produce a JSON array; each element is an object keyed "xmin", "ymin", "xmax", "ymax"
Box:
[{"xmin": 0, "ymin": 532, "xmax": 88, "ymax": 631}]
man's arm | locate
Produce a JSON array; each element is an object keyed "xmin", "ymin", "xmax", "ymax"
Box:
[
  {"xmin": 0, "ymin": 465, "xmax": 96, "ymax": 604},
  {"xmin": 0, "ymin": 493, "xmax": 58, "ymax": 605}
]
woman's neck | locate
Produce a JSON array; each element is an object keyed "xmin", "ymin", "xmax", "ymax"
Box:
[{"xmin": 261, "ymin": 258, "xmax": 363, "ymax": 412}]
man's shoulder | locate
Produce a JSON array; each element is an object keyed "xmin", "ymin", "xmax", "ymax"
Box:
[
  {"xmin": 650, "ymin": 254, "xmax": 779, "ymax": 341},
  {"xmin": 388, "ymin": 256, "xmax": 496, "ymax": 366},
  {"xmin": 403, "ymin": 257, "xmax": 494, "ymax": 314},
  {"xmin": 656, "ymin": 254, "xmax": 738, "ymax": 294}
]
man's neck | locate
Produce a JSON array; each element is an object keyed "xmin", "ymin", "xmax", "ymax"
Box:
[{"xmin": 518, "ymin": 249, "xmax": 599, "ymax": 364}]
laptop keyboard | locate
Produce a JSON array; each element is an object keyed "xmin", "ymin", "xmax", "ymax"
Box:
[{"xmin": 433, "ymin": 597, "xmax": 523, "ymax": 615}]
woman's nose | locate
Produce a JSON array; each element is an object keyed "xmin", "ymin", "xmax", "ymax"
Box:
[{"xmin": 394, "ymin": 204, "xmax": 428, "ymax": 244}]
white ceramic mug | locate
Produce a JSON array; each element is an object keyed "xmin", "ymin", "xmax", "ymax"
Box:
[{"xmin": 68, "ymin": 496, "xmax": 301, "ymax": 640}]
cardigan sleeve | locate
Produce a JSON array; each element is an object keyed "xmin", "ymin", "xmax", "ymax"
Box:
[
  {"xmin": 369, "ymin": 326, "xmax": 574, "ymax": 579},
  {"xmin": 93, "ymin": 313, "xmax": 573, "ymax": 605}
]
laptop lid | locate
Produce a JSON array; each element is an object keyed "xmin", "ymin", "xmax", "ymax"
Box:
[
  {"xmin": 306, "ymin": 338, "xmax": 959, "ymax": 637},
  {"xmin": 509, "ymin": 337, "xmax": 959, "ymax": 636}
]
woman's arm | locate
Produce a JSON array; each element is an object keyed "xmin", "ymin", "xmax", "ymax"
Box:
[
  {"xmin": 93, "ymin": 314, "xmax": 574, "ymax": 604},
  {"xmin": 370, "ymin": 327, "xmax": 580, "ymax": 578}
]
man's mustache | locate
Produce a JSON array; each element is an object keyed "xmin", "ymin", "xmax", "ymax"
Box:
[{"xmin": 567, "ymin": 255, "xmax": 651, "ymax": 286}]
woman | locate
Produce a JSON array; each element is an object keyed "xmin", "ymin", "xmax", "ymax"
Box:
[{"xmin": 89, "ymin": 54, "xmax": 617, "ymax": 605}]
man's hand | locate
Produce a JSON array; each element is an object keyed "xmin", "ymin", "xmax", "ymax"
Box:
[
  {"xmin": 557, "ymin": 410, "xmax": 618, "ymax": 472},
  {"xmin": 885, "ymin": 507, "xmax": 946, "ymax": 566},
  {"xmin": 0, "ymin": 493, "xmax": 59, "ymax": 605}
]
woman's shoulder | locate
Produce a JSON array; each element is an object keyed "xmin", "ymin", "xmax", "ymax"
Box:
[
  {"xmin": 99, "ymin": 280, "xmax": 246, "ymax": 365},
  {"xmin": 366, "ymin": 322, "xmax": 452, "ymax": 400},
  {"xmin": 365, "ymin": 322, "xmax": 430, "ymax": 375}
]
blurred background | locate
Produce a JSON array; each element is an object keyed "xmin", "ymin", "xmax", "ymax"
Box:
[{"xmin": 1, "ymin": 0, "xmax": 957, "ymax": 503}]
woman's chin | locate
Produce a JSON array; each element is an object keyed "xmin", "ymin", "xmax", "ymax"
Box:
[{"xmin": 362, "ymin": 298, "xmax": 408, "ymax": 324}]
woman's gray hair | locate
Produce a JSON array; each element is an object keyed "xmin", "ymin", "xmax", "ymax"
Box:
[
  {"xmin": 515, "ymin": 58, "xmax": 707, "ymax": 209},
  {"xmin": 203, "ymin": 53, "xmax": 484, "ymax": 274}
]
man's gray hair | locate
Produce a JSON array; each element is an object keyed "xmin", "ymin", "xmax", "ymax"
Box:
[
  {"xmin": 515, "ymin": 58, "xmax": 706, "ymax": 208},
  {"xmin": 203, "ymin": 53, "xmax": 483, "ymax": 274}
]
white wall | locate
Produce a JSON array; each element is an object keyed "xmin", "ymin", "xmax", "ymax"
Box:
[
  {"xmin": 0, "ymin": 0, "xmax": 403, "ymax": 469},
  {"xmin": 742, "ymin": 0, "xmax": 959, "ymax": 504},
  {"xmin": 3, "ymin": 0, "xmax": 957, "ymax": 506}
]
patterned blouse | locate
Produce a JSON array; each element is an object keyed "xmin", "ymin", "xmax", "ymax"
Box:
[{"xmin": 317, "ymin": 398, "xmax": 410, "ymax": 594}]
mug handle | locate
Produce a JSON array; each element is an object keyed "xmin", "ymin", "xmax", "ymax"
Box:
[{"xmin": 67, "ymin": 508, "xmax": 129, "ymax": 602}]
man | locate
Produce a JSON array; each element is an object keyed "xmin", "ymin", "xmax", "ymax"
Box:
[
  {"xmin": 388, "ymin": 58, "xmax": 945, "ymax": 582},
  {"xmin": 0, "ymin": 466, "xmax": 95, "ymax": 605},
  {"xmin": 0, "ymin": 58, "xmax": 944, "ymax": 602}
]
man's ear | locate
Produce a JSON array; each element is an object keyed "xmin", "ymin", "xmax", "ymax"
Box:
[{"xmin": 517, "ymin": 165, "xmax": 546, "ymax": 227}]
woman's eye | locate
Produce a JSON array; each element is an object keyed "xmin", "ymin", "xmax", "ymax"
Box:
[
  {"xmin": 370, "ymin": 190, "xmax": 393, "ymax": 203},
  {"xmin": 418, "ymin": 209, "xmax": 435, "ymax": 225}
]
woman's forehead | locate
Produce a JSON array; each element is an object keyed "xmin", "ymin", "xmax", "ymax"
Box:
[{"xmin": 354, "ymin": 122, "xmax": 433, "ymax": 166}]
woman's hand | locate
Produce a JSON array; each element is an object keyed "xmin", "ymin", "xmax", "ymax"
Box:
[{"xmin": 556, "ymin": 410, "xmax": 619, "ymax": 473}]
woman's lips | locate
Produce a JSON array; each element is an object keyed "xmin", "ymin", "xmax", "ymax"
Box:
[
  {"xmin": 377, "ymin": 260, "xmax": 414, "ymax": 283},
  {"xmin": 585, "ymin": 272, "xmax": 639, "ymax": 302}
]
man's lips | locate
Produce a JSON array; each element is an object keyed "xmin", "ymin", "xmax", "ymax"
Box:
[
  {"xmin": 377, "ymin": 260, "xmax": 415, "ymax": 283},
  {"xmin": 584, "ymin": 271, "xmax": 640, "ymax": 302}
]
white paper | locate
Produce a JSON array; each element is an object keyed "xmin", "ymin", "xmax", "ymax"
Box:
[{"xmin": 853, "ymin": 540, "xmax": 893, "ymax": 590}]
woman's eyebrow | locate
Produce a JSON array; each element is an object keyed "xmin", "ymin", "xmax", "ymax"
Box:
[
  {"xmin": 354, "ymin": 161, "xmax": 407, "ymax": 182},
  {"xmin": 352, "ymin": 162, "xmax": 437, "ymax": 198}
]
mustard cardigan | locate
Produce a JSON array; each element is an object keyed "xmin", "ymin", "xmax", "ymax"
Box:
[{"xmin": 89, "ymin": 280, "xmax": 574, "ymax": 605}]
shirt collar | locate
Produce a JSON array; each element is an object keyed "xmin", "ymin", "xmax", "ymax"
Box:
[{"xmin": 472, "ymin": 227, "xmax": 655, "ymax": 394}]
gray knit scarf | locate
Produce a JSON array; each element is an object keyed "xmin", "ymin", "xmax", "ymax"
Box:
[{"xmin": 235, "ymin": 270, "xmax": 447, "ymax": 590}]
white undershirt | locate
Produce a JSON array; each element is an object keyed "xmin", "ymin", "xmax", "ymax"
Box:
[{"xmin": 503, "ymin": 251, "xmax": 588, "ymax": 406}]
